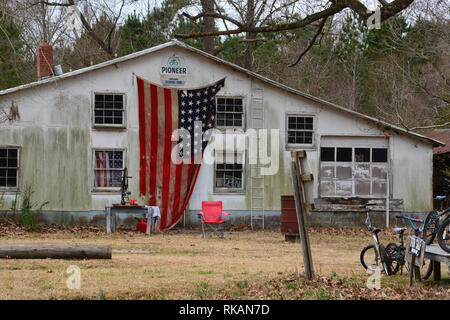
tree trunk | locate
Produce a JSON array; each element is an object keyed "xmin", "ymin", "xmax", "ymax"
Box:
[
  {"xmin": 244, "ymin": 0, "xmax": 255, "ymax": 70},
  {"xmin": 201, "ymin": 0, "xmax": 215, "ymax": 54},
  {"xmin": 0, "ymin": 245, "xmax": 112, "ymax": 259}
]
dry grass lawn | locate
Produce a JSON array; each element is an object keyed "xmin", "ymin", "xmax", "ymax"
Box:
[{"xmin": 0, "ymin": 227, "xmax": 448, "ymax": 300}]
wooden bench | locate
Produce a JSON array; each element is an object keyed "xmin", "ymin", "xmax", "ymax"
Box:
[{"xmin": 425, "ymin": 244, "xmax": 450, "ymax": 280}]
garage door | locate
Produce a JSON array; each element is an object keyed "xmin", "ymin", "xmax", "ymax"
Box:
[{"xmin": 319, "ymin": 137, "xmax": 389, "ymax": 198}]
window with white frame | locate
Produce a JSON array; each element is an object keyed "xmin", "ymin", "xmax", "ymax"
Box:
[
  {"xmin": 216, "ymin": 97, "xmax": 244, "ymax": 129},
  {"xmin": 93, "ymin": 93, "xmax": 126, "ymax": 126},
  {"xmin": 0, "ymin": 147, "xmax": 19, "ymax": 189},
  {"xmin": 214, "ymin": 152, "xmax": 245, "ymax": 192},
  {"xmin": 93, "ymin": 150, "xmax": 125, "ymax": 190},
  {"xmin": 286, "ymin": 115, "xmax": 314, "ymax": 146}
]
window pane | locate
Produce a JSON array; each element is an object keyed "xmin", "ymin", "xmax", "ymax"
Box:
[
  {"xmin": 95, "ymin": 117, "xmax": 104, "ymax": 124},
  {"xmin": 0, "ymin": 158, "xmax": 6, "ymax": 167},
  {"xmin": 7, "ymin": 158, "xmax": 17, "ymax": 167},
  {"xmin": 288, "ymin": 133, "xmax": 296, "ymax": 144},
  {"xmin": 95, "ymin": 94, "xmax": 104, "ymax": 103},
  {"xmin": 355, "ymin": 148, "xmax": 370, "ymax": 162},
  {"xmin": 114, "ymin": 95, "xmax": 123, "ymax": 103},
  {"xmin": 320, "ymin": 148, "xmax": 335, "ymax": 161},
  {"xmin": 304, "ymin": 132, "xmax": 313, "ymax": 144},
  {"xmin": 0, "ymin": 149, "xmax": 6, "ymax": 157},
  {"xmin": 7, "ymin": 175, "xmax": 17, "ymax": 187},
  {"xmin": 337, "ymin": 148, "xmax": 352, "ymax": 162},
  {"xmin": 372, "ymin": 148, "xmax": 388, "ymax": 162},
  {"xmin": 8, "ymin": 149, "xmax": 17, "ymax": 158}
]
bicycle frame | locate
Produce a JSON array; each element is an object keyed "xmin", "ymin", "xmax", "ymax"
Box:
[
  {"xmin": 365, "ymin": 211, "xmax": 386, "ymax": 270},
  {"xmin": 396, "ymin": 215, "xmax": 425, "ymax": 237}
]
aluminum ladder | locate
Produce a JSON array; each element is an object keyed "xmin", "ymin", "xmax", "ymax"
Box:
[{"xmin": 250, "ymin": 84, "xmax": 265, "ymax": 229}]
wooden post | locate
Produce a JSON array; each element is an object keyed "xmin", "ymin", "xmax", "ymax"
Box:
[
  {"xmin": 290, "ymin": 151, "xmax": 314, "ymax": 280},
  {"xmin": 409, "ymin": 255, "xmax": 421, "ymax": 286},
  {"xmin": 433, "ymin": 261, "xmax": 441, "ymax": 281}
]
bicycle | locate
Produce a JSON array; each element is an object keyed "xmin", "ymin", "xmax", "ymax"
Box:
[
  {"xmin": 422, "ymin": 194, "xmax": 450, "ymax": 253},
  {"xmin": 385, "ymin": 215, "xmax": 433, "ymax": 280},
  {"xmin": 360, "ymin": 210, "xmax": 393, "ymax": 275}
]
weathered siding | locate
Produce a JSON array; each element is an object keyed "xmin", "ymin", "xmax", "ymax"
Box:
[{"xmin": 0, "ymin": 44, "xmax": 434, "ymax": 217}]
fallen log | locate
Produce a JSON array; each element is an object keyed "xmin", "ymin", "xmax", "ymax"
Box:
[{"xmin": 0, "ymin": 245, "xmax": 112, "ymax": 259}]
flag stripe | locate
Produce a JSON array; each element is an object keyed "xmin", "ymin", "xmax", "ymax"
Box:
[
  {"xmin": 102, "ymin": 152, "xmax": 107, "ymax": 187},
  {"xmin": 149, "ymin": 84, "xmax": 158, "ymax": 205},
  {"xmin": 144, "ymin": 82, "xmax": 152, "ymax": 196},
  {"xmin": 155, "ymin": 85, "xmax": 166, "ymax": 210},
  {"xmin": 96, "ymin": 153, "xmax": 101, "ymax": 187},
  {"xmin": 167, "ymin": 89, "xmax": 179, "ymax": 225},
  {"xmin": 137, "ymin": 78, "xmax": 147, "ymax": 195},
  {"xmin": 160, "ymin": 88, "xmax": 173, "ymax": 228}
]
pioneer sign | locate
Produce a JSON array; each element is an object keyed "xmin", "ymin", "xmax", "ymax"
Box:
[{"xmin": 160, "ymin": 55, "xmax": 188, "ymax": 86}]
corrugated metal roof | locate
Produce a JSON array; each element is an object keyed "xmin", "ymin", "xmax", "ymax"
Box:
[
  {"xmin": 0, "ymin": 39, "xmax": 444, "ymax": 147},
  {"xmin": 424, "ymin": 130, "xmax": 450, "ymax": 154}
]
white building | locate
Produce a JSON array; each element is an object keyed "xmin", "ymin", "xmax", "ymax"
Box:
[{"xmin": 0, "ymin": 40, "xmax": 443, "ymax": 228}]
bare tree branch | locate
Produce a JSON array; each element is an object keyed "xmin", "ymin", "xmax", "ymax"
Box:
[
  {"xmin": 175, "ymin": 0, "xmax": 415, "ymax": 39},
  {"xmin": 410, "ymin": 122, "xmax": 450, "ymax": 131},
  {"xmin": 289, "ymin": 17, "xmax": 327, "ymax": 67}
]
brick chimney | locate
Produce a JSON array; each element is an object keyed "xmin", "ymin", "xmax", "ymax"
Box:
[{"xmin": 36, "ymin": 43, "xmax": 54, "ymax": 79}]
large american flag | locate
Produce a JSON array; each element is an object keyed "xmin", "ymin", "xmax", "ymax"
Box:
[{"xmin": 137, "ymin": 77, "xmax": 225, "ymax": 230}]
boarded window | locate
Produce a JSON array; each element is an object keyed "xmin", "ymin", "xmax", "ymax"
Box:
[
  {"xmin": 287, "ymin": 115, "xmax": 314, "ymax": 145},
  {"xmin": 319, "ymin": 146, "xmax": 389, "ymax": 198},
  {"xmin": 93, "ymin": 150, "xmax": 124, "ymax": 189},
  {"xmin": 0, "ymin": 148, "xmax": 19, "ymax": 188},
  {"xmin": 94, "ymin": 93, "xmax": 125, "ymax": 126},
  {"xmin": 216, "ymin": 97, "xmax": 244, "ymax": 128}
]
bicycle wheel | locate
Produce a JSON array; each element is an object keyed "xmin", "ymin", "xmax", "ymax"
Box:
[
  {"xmin": 437, "ymin": 217, "xmax": 450, "ymax": 253},
  {"xmin": 379, "ymin": 244, "xmax": 394, "ymax": 275},
  {"xmin": 423, "ymin": 210, "xmax": 439, "ymax": 245},
  {"xmin": 406, "ymin": 258, "xmax": 434, "ymax": 280},
  {"xmin": 421, "ymin": 259, "xmax": 433, "ymax": 280},
  {"xmin": 360, "ymin": 245, "xmax": 380, "ymax": 270},
  {"xmin": 385, "ymin": 243, "xmax": 402, "ymax": 275}
]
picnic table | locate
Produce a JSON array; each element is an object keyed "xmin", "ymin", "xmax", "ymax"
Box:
[{"xmin": 425, "ymin": 244, "xmax": 450, "ymax": 281}]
